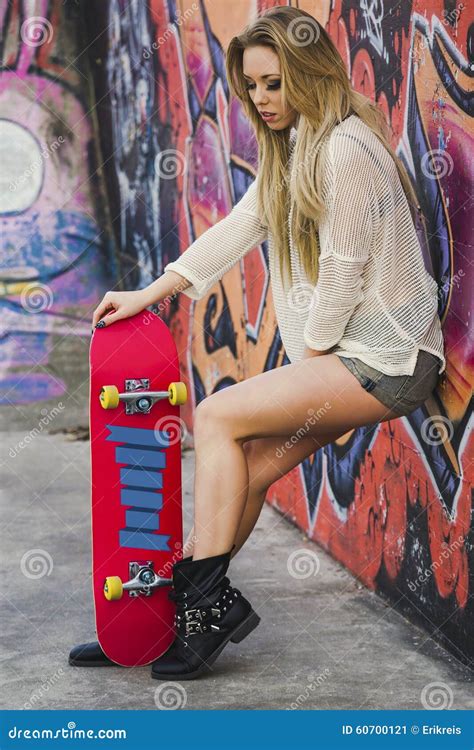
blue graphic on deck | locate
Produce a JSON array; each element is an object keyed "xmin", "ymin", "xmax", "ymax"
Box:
[
  {"xmin": 125, "ymin": 510, "xmax": 159, "ymax": 530},
  {"xmin": 106, "ymin": 424, "xmax": 169, "ymax": 448},
  {"xmin": 120, "ymin": 467, "xmax": 163, "ymax": 489},
  {"xmin": 115, "ymin": 446, "xmax": 166, "ymax": 469},
  {"xmin": 120, "ymin": 488, "xmax": 164, "ymax": 510},
  {"xmin": 106, "ymin": 425, "xmax": 171, "ymax": 551}
]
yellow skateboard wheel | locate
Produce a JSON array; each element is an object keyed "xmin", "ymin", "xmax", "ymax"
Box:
[
  {"xmin": 99, "ymin": 385, "xmax": 120, "ymax": 409},
  {"xmin": 104, "ymin": 576, "xmax": 123, "ymax": 601},
  {"xmin": 168, "ymin": 381, "xmax": 187, "ymax": 406}
]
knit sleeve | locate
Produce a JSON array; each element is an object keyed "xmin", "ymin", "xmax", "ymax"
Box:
[
  {"xmin": 163, "ymin": 176, "xmax": 268, "ymax": 300},
  {"xmin": 303, "ymin": 132, "xmax": 377, "ymax": 351}
]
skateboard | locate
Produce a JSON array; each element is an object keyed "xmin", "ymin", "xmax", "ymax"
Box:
[{"xmin": 89, "ymin": 308, "xmax": 187, "ymax": 666}]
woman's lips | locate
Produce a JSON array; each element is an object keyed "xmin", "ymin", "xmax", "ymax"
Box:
[{"xmin": 261, "ymin": 112, "xmax": 276, "ymax": 121}]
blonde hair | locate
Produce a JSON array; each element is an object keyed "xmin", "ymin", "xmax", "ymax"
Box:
[{"xmin": 226, "ymin": 6, "xmax": 419, "ymax": 288}]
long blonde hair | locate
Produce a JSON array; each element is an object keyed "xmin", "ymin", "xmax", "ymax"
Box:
[{"xmin": 226, "ymin": 6, "xmax": 419, "ymax": 288}]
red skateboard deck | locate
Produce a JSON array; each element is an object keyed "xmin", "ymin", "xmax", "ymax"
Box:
[{"xmin": 89, "ymin": 309, "xmax": 187, "ymax": 666}]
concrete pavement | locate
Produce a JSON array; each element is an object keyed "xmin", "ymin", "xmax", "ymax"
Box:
[{"xmin": 0, "ymin": 431, "xmax": 472, "ymax": 710}]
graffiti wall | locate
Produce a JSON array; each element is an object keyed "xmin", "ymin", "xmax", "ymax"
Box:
[
  {"xmin": 82, "ymin": 0, "xmax": 473, "ymax": 664},
  {"xmin": 0, "ymin": 0, "xmax": 116, "ymax": 413}
]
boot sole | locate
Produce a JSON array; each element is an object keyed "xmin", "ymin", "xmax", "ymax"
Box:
[
  {"xmin": 68, "ymin": 657, "xmax": 117, "ymax": 667},
  {"xmin": 151, "ymin": 609, "xmax": 261, "ymax": 680}
]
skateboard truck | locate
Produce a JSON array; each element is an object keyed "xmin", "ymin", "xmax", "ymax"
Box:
[
  {"xmin": 104, "ymin": 561, "xmax": 173, "ymax": 601},
  {"xmin": 100, "ymin": 378, "xmax": 187, "ymax": 414}
]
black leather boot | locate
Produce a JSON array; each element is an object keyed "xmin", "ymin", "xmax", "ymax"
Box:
[
  {"xmin": 68, "ymin": 555, "xmax": 194, "ymax": 668},
  {"xmin": 68, "ymin": 641, "xmax": 116, "ymax": 667},
  {"xmin": 151, "ymin": 547, "xmax": 260, "ymax": 680}
]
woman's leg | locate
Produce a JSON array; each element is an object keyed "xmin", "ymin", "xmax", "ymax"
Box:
[
  {"xmin": 182, "ymin": 430, "xmax": 344, "ymax": 558},
  {"xmin": 189, "ymin": 352, "xmax": 400, "ymax": 560}
]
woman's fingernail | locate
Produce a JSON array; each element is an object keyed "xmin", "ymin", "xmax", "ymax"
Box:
[{"xmin": 95, "ymin": 321, "xmax": 106, "ymax": 329}]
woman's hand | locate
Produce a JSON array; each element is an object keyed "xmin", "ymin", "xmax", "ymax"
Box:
[{"xmin": 91, "ymin": 289, "xmax": 152, "ymax": 328}]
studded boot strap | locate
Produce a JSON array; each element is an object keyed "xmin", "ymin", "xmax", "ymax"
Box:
[{"xmin": 173, "ymin": 585, "xmax": 241, "ymax": 638}]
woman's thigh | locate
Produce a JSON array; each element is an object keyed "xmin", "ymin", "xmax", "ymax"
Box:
[
  {"xmin": 239, "ymin": 351, "xmax": 441, "ymax": 494},
  {"xmin": 194, "ymin": 353, "xmax": 402, "ymax": 445}
]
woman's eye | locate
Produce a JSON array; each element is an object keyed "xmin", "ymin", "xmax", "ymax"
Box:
[{"xmin": 245, "ymin": 81, "xmax": 280, "ymax": 90}]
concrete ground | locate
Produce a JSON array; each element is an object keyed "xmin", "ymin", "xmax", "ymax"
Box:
[{"xmin": 0, "ymin": 430, "xmax": 472, "ymax": 711}]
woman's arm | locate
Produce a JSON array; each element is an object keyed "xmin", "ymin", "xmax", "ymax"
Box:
[
  {"xmin": 303, "ymin": 132, "xmax": 377, "ymax": 352},
  {"xmin": 147, "ymin": 176, "xmax": 267, "ymax": 303},
  {"xmin": 303, "ymin": 254, "xmax": 369, "ymax": 352},
  {"xmin": 140, "ymin": 270, "xmax": 192, "ymax": 307}
]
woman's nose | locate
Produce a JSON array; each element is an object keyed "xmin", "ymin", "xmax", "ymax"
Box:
[{"xmin": 254, "ymin": 89, "xmax": 269, "ymax": 106}]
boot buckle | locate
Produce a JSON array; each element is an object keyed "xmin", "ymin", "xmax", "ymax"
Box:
[
  {"xmin": 182, "ymin": 605, "xmax": 222, "ymax": 635},
  {"xmin": 184, "ymin": 608, "xmax": 200, "ymax": 622},
  {"xmin": 185, "ymin": 620, "xmax": 203, "ymax": 635},
  {"xmin": 184, "ymin": 606, "xmax": 221, "ymax": 623}
]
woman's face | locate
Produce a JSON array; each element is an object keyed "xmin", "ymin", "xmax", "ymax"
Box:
[{"xmin": 242, "ymin": 45, "xmax": 297, "ymax": 130}]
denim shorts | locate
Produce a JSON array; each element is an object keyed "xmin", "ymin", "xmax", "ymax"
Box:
[{"xmin": 338, "ymin": 349, "xmax": 442, "ymax": 417}]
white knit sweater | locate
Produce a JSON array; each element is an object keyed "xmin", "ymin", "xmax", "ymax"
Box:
[{"xmin": 164, "ymin": 115, "xmax": 446, "ymax": 376}]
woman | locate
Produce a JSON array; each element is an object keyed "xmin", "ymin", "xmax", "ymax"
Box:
[{"xmin": 69, "ymin": 7, "xmax": 445, "ymax": 680}]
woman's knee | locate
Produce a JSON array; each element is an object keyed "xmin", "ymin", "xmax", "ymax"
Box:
[{"xmin": 193, "ymin": 399, "xmax": 222, "ymax": 441}]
